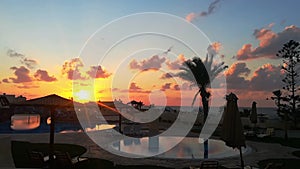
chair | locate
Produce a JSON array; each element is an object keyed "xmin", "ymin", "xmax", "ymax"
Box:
[
  {"xmin": 257, "ymin": 128, "xmax": 274, "ymax": 138},
  {"xmin": 266, "ymin": 128, "xmax": 274, "ymax": 136},
  {"xmin": 200, "ymin": 160, "xmax": 219, "ymax": 169}
]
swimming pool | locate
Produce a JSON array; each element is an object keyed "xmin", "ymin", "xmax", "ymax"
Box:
[
  {"xmin": 0, "ymin": 120, "xmax": 82, "ymax": 134},
  {"xmin": 111, "ymin": 136, "xmax": 251, "ymax": 159}
]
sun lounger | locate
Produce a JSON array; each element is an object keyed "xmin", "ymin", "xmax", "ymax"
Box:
[{"xmin": 257, "ymin": 128, "xmax": 274, "ymax": 138}]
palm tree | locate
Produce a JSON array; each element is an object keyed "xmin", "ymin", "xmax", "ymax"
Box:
[{"xmin": 177, "ymin": 54, "xmax": 227, "ymax": 158}]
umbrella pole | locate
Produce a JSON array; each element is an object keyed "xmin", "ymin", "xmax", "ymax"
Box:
[
  {"xmin": 204, "ymin": 139, "xmax": 208, "ymax": 159},
  {"xmin": 239, "ymin": 147, "xmax": 244, "ymax": 169},
  {"xmin": 49, "ymin": 107, "xmax": 55, "ymax": 168}
]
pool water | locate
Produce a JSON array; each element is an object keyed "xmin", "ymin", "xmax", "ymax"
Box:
[
  {"xmin": 111, "ymin": 136, "xmax": 251, "ymax": 159},
  {"xmin": 0, "ymin": 120, "xmax": 82, "ymax": 134}
]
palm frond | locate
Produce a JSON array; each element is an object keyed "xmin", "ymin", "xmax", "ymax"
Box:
[{"xmin": 191, "ymin": 90, "xmax": 201, "ymax": 106}]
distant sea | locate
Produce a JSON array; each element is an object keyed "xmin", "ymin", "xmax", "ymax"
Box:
[{"xmin": 164, "ymin": 106, "xmax": 280, "ymax": 120}]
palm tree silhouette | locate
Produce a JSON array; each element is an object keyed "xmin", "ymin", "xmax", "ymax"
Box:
[{"xmin": 177, "ymin": 54, "xmax": 227, "ymax": 158}]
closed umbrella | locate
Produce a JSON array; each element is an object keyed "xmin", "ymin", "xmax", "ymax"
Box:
[
  {"xmin": 250, "ymin": 101, "xmax": 257, "ymax": 130},
  {"xmin": 221, "ymin": 93, "xmax": 246, "ymax": 169}
]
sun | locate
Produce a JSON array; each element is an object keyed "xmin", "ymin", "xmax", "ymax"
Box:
[{"xmin": 74, "ymin": 90, "xmax": 93, "ymax": 103}]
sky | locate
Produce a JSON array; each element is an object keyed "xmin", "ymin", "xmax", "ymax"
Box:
[{"xmin": 0, "ymin": 0, "xmax": 300, "ymax": 107}]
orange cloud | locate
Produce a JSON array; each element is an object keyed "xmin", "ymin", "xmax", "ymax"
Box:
[
  {"xmin": 249, "ymin": 63, "xmax": 283, "ymax": 91},
  {"xmin": 235, "ymin": 24, "xmax": 300, "ymax": 60},
  {"xmin": 253, "ymin": 28, "xmax": 277, "ymax": 47},
  {"xmin": 9, "ymin": 66, "xmax": 33, "ymax": 83},
  {"xmin": 226, "ymin": 62, "xmax": 283, "ymax": 92},
  {"xmin": 185, "ymin": 0, "xmax": 221, "ymax": 22},
  {"xmin": 186, "ymin": 13, "xmax": 197, "ymax": 22},
  {"xmin": 34, "ymin": 69, "xmax": 57, "ymax": 82},
  {"xmin": 208, "ymin": 42, "xmax": 222, "ymax": 55},
  {"xmin": 166, "ymin": 54, "xmax": 186, "ymax": 70},
  {"xmin": 61, "ymin": 58, "xmax": 86, "ymax": 80},
  {"xmin": 236, "ymin": 44, "xmax": 253, "ymax": 60},
  {"xmin": 129, "ymin": 55, "xmax": 166, "ymax": 71},
  {"xmin": 86, "ymin": 66, "xmax": 111, "ymax": 79}
]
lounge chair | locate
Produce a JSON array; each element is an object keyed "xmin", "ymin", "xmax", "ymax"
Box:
[{"xmin": 257, "ymin": 128, "xmax": 274, "ymax": 138}]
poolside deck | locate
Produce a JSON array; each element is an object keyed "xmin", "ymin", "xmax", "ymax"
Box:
[{"xmin": 1, "ymin": 130, "xmax": 299, "ymax": 169}]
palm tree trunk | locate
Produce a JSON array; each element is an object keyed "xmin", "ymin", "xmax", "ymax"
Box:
[{"xmin": 201, "ymin": 88, "xmax": 209, "ymax": 159}]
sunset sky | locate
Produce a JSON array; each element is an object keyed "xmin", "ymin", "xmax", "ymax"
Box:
[{"xmin": 1, "ymin": 0, "xmax": 300, "ymax": 107}]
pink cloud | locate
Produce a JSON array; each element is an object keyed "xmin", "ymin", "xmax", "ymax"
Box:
[
  {"xmin": 86, "ymin": 66, "xmax": 111, "ymax": 78},
  {"xmin": 129, "ymin": 55, "xmax": 166, "ymax": 71},
  {"xmin": 236, "ymin": 25, "xmax": 300, "ymax": 60},
  {"xmin": 166, "ymin": 54, "xmax": 186, "ymax": 70},
  {"xmin": 161, "ymin": 83, "xmax": 172, "ymax": 91},
  {"xmin": 173, "ymin": 84, "xmax": 180, "ymax": 91},
  {"xmin": 207, "ymin": 42, "xmax": 222, "ymax": 55},
  {"xmin": 34, "ymin": 69, "xmax": 57, "ymax": 82},
  {"xmin": 2, "ymin": 78, "xmax": 9, "ymax": 83},
  {"xmin": 160, "ymin": 73, "xmax": 174, "ymax": 79},
  {"xmin": 113, "ymin": 82, "xmax": 150, "ymax": 94},
  {"xmin": 253, "ymin": 28, "xmax": 277, "ymax": 47},
  {"xmin": 185, "ymin": 0, "xmax": 221, "ymax": 22},
  {"xmin": 225, "ymin": 62, "xmax": 250, "ymax": 89},
  {"xmin": 61, "ymin": 58, "xmax": 86, "ymax": 80},
  {"xmin": 129, "ymin": 82, "xmax": 142, "ymax": 90},
  {"xmin": 236, "ymin": 44, "xmax": 254, "ymax": 60},
  {"xmin": 186, "ymin": 13, "xmax": 197, "ymax": 22},
  {"xmin": 225, "ymin": 62, "xmax": 284, "ymax": 91},
  {"xmin": 9, "ymin": 66, "xmax": 33, "ymax": 83},
  {"xmin": 249, "ymin": 64, "xmax": 283, "ymax": 91},
  {"xmin": 181, "ymin": 82, "xmax": 192, "ymax": 90}
]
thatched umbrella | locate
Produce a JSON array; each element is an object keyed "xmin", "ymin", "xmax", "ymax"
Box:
[
  {"xmin": 221, "ymin": 93, "xmax": 246, "ymax": 169},
  {"xmin": 250, "ymin": 101, "xmax": 257, "ymax": 130},
  {"xmin": 13, "ymin": 94, "xmax": 75, "ymax": 167}
]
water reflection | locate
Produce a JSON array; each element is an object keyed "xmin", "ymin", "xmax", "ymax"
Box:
[
  {"xmin": 11, "ymin": 114, "xmax": 40, "ymax": 130},
  {"xmin": 112, "ymin": 137, "xmax": 251, "ymax": 159},
  {"xmin": 85, "ymin": 124, "xmax": 116, "ymax": 132}
]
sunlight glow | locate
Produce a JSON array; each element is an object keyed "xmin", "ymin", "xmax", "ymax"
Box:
[{"xmin": 74, "ymin": 90, "xmax": 93, "ymax": 103}]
